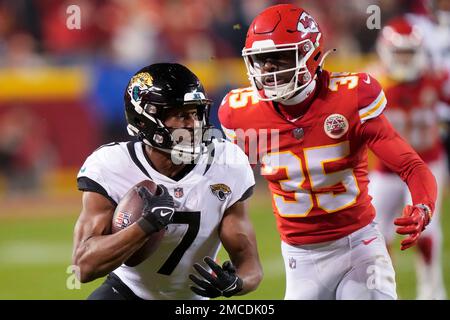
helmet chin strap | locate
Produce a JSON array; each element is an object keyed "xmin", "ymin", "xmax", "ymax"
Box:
[
  {"xmin": 273, "ymin": 48, "xmax": 334, "ymax": 105},
  {"xmin": 279, "ymin": 79, "xmax": 316, "ymax": 105}
]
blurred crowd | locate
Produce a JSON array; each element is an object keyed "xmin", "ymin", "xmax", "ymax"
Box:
[
  {"xmin": 0, "ymin": 0, "xmax": 442, "ymax": 195},
  {"xmin": 0, "ymin": 0, "xmax": 429, "ymax": 66}
]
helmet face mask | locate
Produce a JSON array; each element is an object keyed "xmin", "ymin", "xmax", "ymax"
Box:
[
  {"xmin": 161, "ymin": 104, "xmax": 209, "ymax": 163},
  {"xmin": 124, "ymin": 64, "xmax": 213, "ymax": 163},
  {"xmin": 380, "ymin": 47, "xmax": 426, "ymax": 82},
  {"xmin": 243, "ymin": 39, "xmax": 316, "ymax": 101},
  {"xmin": 377, "ymin": 17, "xmax": 428, "ymax": 82}
]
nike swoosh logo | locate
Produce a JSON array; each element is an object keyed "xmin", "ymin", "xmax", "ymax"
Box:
[
  {"xmin": 224, "ymin": 278, "xmax": 239, "ymax": 292},
  {"xmin": 224, "ymin": 283, "xmax": 237, "ymax": 293},
  {"xmin": 289, "ymin": 115, "xmax": 303, "ymax": 123},
  {"xmin": 160, "ymin": 210, "xmax": 173, "ymax": 217},
  {"xmin": 362, "ymin": 237, "xmax": 377, "ymax": 245},
  {"xmin": 152, "ymin": 206, "xmax": 174, "ymax": 217},
  {"xmin": 363, "ymin": 74, "xmax": 371, "ymax": 84}
]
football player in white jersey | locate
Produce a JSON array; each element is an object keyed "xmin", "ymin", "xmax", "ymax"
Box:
[{"xmin": 72, "ymin": 63, "xmax": 263, "ymax": 300}]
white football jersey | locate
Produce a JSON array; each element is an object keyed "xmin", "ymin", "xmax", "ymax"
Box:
[{"xmin": 77, "ymin": 139, "xmax": 255, "ymax": 300}]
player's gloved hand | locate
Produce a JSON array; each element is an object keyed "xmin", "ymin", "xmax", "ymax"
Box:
[
  {"xmin": 394, "ymin": 204, "xmax": 432, "ymax": 251},
  {"xmin": 189, "ymin": 257, "xmax": 243, "ymax": 298},
  {"xmin": 136, "ymin": 184, "xmax": 175, "ymax": 235}
]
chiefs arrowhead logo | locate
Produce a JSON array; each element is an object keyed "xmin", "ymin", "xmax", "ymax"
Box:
[
  {"xmin": 297, "ymin": 12, "xmax": 321, "ymax": 45},
  {"xmin": 297, "ymin": 12, "xmax": 319, "ymax": 34}
]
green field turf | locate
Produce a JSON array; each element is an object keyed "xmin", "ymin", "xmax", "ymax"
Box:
[{"xmin": 0, "ymin": 185, "xmax": 448, "ymax": 300}]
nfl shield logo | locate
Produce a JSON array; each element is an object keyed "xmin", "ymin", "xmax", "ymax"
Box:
[
  {"xmin": 114, "ymin": 211, "xmax": 132, "ymax": 230},
  {"xmin": 289, "ymin": 257, "xmax": 296, "ymax": 269},
  {"xmin": 174, "ymin": 187, "xmax": 184, "ymax": 198},
  {"xmin": 292, "ymin": 128, "xmax": 304, "ymax": 140}
]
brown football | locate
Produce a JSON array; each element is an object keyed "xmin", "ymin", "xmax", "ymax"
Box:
[{"xmin": 111, "ymin": 180, "xmax": 165, "ymax": 267}]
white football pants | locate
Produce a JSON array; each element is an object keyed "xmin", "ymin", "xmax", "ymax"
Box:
[{"xmin": 282, "ymin": 222, "xmax": 397, "ymax": 300}]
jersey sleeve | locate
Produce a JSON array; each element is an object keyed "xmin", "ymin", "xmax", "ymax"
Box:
[
  {"xmin": 77, "ymin": 147, "xmax": 117, "ymax": 205},
  {"xmin": 221, "ymin": 141, "xmax": 256, "ymax": 209},
  {"xmin": 360, "ymin": 114, "xmax": 437, "ymax": 213},
  {"xmin": 357, "ymin": 73, "xmax": 388, "ymax": 123},
  {"xmin": 218, "ymin": 91, "xmax": 238, "ymax": 142}
]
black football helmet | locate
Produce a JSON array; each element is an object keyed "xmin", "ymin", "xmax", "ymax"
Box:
[{"xmin": 124, "ymin": 63, "xmax": 212, "ymax": 162}]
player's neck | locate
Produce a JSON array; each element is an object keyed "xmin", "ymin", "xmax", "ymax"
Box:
[
  {"xmin": 281, "ymin": 79, "xmax": 317, "ymax": 106},
  {"xmin": 277, "ymin": 79, "xmax": 318, "ymax": 120},
  {"xmin": 143, "ymin": 145, "xmax": 187, "ymax": 178}
]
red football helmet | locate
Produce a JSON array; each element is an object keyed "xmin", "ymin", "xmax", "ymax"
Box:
[
  {"xmin": 376, "ymin": 16, "xmax": 427, "ymax": 82},
  {"xmin": 242, "ymin": 4, "xmax": 325, "ymax": 101}
]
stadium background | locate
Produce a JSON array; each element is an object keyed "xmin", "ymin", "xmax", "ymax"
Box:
[{"xmin": 0, "ymin": 0, "xmax": 448, "ymax": 299}]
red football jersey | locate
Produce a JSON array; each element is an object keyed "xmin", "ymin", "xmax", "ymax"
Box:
[
  {"xmin": 219, "ymin": 71, "xmax": 391, "ymax": 245},
  {"xmin": 375, "ymin": 74, "xmax": 445, "ymax": 172}
]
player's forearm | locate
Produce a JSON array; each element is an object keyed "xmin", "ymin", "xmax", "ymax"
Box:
[
  {"xmin": 402, "ymin": 162, "xmax": 437, "ymax": 212},
  {"xmin": 235, "ymin": 258, "xmax": 263, "ymax": 295},
  {"xmin": 229, "ymin": 240, "xmax": 263, "ymax": 295},
  {"xmin": 73, "ymin": 224, "xmax": 148, "ymax": 283}
]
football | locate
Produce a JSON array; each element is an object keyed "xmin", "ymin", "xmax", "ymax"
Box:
[{"xmin": 111, "ymin": 180, "xmax": 165, "ymax": 267}]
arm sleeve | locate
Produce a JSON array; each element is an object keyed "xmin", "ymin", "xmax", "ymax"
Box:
[
  {"xmin": 224, "ymin": 143, "xmax": 256, "ymax": 209},
  {"xmin": 360, "ymin": 114, "xmax": 437, "ymax": 213},
  {"xmin": 218, "ymin": 92, "xmax": 237, "ymax": 142},
  {"xmin": 76, "ymin": 150, "xmax": 116, "ymax": 203},
  {"xmin": 357, "ymin": 73, "xmax": 388, "ymax": 123},
  {"xmin": 218, "ymin": 91, "xmax": 259, "ymax": 168}
]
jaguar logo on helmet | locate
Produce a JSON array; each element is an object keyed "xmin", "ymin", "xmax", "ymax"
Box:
[
  {"xmin": 324, "ymin": 114, "xmax": 349, "ymax": 139},
  {"xmin": 128, "ymin": 72, "xmax": 153, "ymax": 105},
  {"xmin": 130, "ymin": 72, "xmax": 153, "ymax": 88}
]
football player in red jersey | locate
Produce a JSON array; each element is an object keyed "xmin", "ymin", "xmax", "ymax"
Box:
[
  {"xmin": 369, "ymin": 17, "xmax": 449, "ymax": 299},
  {"xmin": 219, "ymin": 4, "xmax": 437, "ymax": 300}
]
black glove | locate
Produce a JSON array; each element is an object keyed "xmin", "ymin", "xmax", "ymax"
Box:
[
  {"xmin": 136, "ymin": 184, "xmax": 175, "ymax": 235},
  {"xmin": 189, "ymin": 257, "xmax": 243, "ymax": 298}
]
